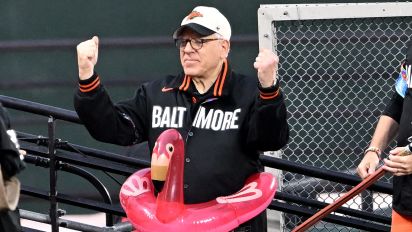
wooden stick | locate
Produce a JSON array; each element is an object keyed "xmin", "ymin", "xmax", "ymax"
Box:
[
  {"xmin": 292, "ymin": 166, "xmax": 386, "ymax": 232},
  {"xmin": 293, "ymin": 149, "xmax": 412, "ymax": 231}
]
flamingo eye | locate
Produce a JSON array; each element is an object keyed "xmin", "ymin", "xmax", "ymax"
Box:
[{"xmin": 166, "ymin": 144, "xmax": 174, "ymax": 154}]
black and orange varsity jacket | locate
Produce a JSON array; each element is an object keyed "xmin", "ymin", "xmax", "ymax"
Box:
[{"xmin": 74, "ymin": 60, "xmax": 289, "ymax": 205}]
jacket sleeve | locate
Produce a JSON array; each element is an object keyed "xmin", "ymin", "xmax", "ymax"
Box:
[
  {"xmin": 247, "ymin": 81, "xmax": 289, "ymax": 151},
  {"xmin": 74, "ymin": 73, "xmax": 148, "ymax": 146},
  {"xmin": 382, "ymin": 91, "xmax": 403, "ymax": 124}
]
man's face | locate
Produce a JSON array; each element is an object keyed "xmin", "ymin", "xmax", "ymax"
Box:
[{"xmin": 178, "ymin": 30, "xmax": 229, "ymax": 78}]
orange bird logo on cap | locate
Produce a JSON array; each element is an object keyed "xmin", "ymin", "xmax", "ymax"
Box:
[{"xmin": 187, "ymin": 11, "xmax": 203, "ymax": 20}]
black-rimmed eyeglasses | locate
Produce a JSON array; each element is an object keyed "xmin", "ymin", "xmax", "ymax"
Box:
[{"xmin": 175, "ymin": 38, "xmax": 221, "ymax": 50}]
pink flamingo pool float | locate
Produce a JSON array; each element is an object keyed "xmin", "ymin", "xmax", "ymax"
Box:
[{"xmin": 120, "ymin": 129, "xmax": 277, "ymax": 231}]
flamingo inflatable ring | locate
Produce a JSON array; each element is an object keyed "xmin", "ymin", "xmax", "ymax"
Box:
[{"xmin": 120, "ymin": 129, "xmax": 278, "ymax": 231}]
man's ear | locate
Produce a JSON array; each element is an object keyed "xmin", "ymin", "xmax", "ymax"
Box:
[{"xmin": 221, "ymin": 40, "xmax": 230, "ymax": 58}]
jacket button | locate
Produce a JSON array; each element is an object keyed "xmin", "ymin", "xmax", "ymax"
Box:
[
  {"xmin": 185, "ymin": 158, "xmax": 191, "ymax": 163},
  {"xmin": 184, "ymin": 184, "xmax": 189, "ymax": 189},
  {"xmin": 188, "ymin": 131, "xmax": 193, "ymax": 136}
]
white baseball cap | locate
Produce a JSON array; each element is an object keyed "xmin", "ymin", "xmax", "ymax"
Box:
[{"xmin": 173, "ymin": 6, "xmax": 231, "ymax": 41}]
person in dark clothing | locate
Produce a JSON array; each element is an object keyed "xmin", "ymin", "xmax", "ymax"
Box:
[
  {"xmin": 0, "ymin": 103, "xmax": 25, "ymax": 232},
  {"xmin": 357, "ymin": 41, "xmax": 412, "ymax": 231},
  {"xmin": 74, "ymin": 6, "xmax": 289, "ymax": 231}
]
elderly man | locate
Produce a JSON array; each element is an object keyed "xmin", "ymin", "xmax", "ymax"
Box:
[{"xmin": 74, "ymin": 6, "xmax": 289, "ymax": 231}]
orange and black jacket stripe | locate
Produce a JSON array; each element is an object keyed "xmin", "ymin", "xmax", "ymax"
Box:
[
  {"xmin": 78, "ymin": 72, "xmax": 100, "ymax": 93},
  {"xmin": 178, "ymin": 59, "xmax": 229, "ymax": 97}
]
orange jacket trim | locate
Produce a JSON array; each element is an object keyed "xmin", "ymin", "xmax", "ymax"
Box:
[
  {"xmin": 213, "ymin": 60, "xmax": 228, "ymax": 97},
  {"xmin": 179, "ymin": 75, "xmax": 191, "ymax": 91},
  {"xmin": 260, "ymin": 89, "xmax": 279, "ymax": 100},
  {"xmin": 217, "ymin": 60, "xmax": 228, "ymax": 96},
  {"xmin": 79, "ymin": 77, "xmax": 100, "ymax": 93}
]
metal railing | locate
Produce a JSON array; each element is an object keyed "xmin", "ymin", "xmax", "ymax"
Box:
[{"xmin": 0, "ymin": 94, "xmax": 393, "ymax": 231}]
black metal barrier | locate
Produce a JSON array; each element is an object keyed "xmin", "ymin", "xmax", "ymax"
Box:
[{"xmin": 0, "ymin": 95, "xmax": 391, "ymax": 232}]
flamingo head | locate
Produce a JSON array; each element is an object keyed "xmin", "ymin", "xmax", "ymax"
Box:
[{"xmin": 150, "ymin": 129, "xmax": 184, "ymax": 181}]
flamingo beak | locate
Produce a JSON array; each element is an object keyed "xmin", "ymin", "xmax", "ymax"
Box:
[{"xmin": 150, "ymin": 149, "xmax": 170, "ymax": 181}]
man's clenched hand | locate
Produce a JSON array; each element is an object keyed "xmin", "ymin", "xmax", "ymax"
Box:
[{"xmin": 77, "ymin": 36, "xmax": 99, "ymax": 80}]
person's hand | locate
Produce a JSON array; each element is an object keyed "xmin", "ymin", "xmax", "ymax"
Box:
[
  {"xmin": 254, "ymin": 48, "xmax": 279, "ymax": 88},
  {"xmin": 19, "ymin": 149, "xmax": 26, "ymax": 160},
  {"xmin": 357, "ymin": 152, "xmax": 380, "ymax": 179},
  {"xmin": 77, "ymin": 36, "xmax": 99, "ymax": 80},
  {"xmin": 382, "ymin": 146, "xmax": 412, "ymax": 176}
]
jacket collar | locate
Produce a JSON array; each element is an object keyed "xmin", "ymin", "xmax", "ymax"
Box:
[{"xmin": 171, "ymin": 59, "xmax": 231, "ymax": 97}]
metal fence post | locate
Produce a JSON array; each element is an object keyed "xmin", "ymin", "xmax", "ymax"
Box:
[{"xmin": 48, "ymin": 116, "xmax": 59, "ymax": 232}]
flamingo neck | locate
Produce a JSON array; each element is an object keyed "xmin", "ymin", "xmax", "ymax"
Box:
[{"xmin": 156, "ymin": 142, "xmax": 185, "ymax": 223}]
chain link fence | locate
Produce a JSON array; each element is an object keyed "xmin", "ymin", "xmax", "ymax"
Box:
[{"xmin": 271, "ymin": 10, "xmax": 412, "ymax": 231}]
